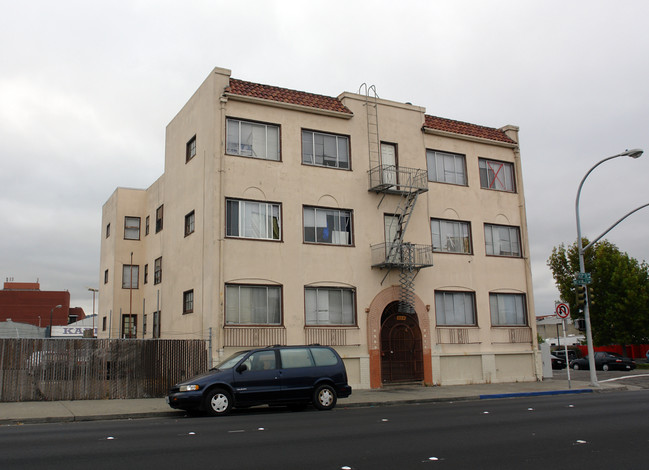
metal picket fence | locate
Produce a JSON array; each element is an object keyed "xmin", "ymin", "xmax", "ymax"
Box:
[{"xmin": 0, "ymin": 338, "xmax": 208, "ymax": 402}]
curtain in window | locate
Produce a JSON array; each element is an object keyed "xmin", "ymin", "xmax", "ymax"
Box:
[
  {"xmin": 243, "ymin": 202, "xmax": 263, "ymax": 238},
  {"xmin": 435, "ymin": 292, "xmax": 475, "ymax": 325},
  {"xmin": 227, "ymin": 200, "xmax": 280, "ymax": 240},
  {"xmin": 302, "ymin": 131, "xmax": 314, "ymax": 164},
  {"xmin": 304, "ymin": 207, "xmax": 316, "ymax": 242},
  {"xmin": 226, "ymin": 285, "xmax": 281, "ymax": 325},
  {"xmin": 337, "ymin": 138, "xmax": 349, "ymax": 169},
  {"xmin": 226, "ymin": 120, "xmax": 240, "ymax": 154},
  {"xmin": 302, "ymin": 131, "xmax": 349, "ymax": 168},
  {"xmin": 485, "ymin": 225, "xmax": 520, "ymax": 256},
  {"xmin": 431, "ymin": 220, "xmax": 470, "ymax": 253},
  {"xmin": 304, "ymin": 207, "xmax": 351, "ymax": 245},
  {"xmin": 305, "ymin": 288, "xmax": 354, "ymax": 325},
  {"xmin": 227, "ymin": 120, "xmax": 279, "ymax": 160},
  {"xmin": 490, "ymin": 294, "xmax": 526, "ymax": 325}
]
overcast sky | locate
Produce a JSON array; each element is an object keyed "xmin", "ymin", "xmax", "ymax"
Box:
[{"xmin": 1, "ymin": 0, "xmax": 648, "ymax": 317}]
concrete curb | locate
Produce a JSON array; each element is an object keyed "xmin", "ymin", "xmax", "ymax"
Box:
[
  {"xmin": 0, "ymin": 410, "xmax": 185, "ymax": 426},
  {"xmin": 479, "ymin": 388, "xmax": 593, "ymax": 400},
  {"xmin": 0, "ymin": 384, "xmax": 630, "ymax": 426}
]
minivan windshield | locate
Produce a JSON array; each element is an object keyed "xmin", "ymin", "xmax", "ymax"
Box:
[{"xmin": 212, "ymin": 351, "xmax": 248, "ymax": 370}]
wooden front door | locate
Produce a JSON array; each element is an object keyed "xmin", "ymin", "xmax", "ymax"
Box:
[{"xmin": 380, "ymin": 312, "xmax": 424, "ymax": 383}]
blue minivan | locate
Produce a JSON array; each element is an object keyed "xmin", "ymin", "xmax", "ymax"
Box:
[{"xmin": 167, "ymin": 345, "xmax": 352, "ymax": 416}]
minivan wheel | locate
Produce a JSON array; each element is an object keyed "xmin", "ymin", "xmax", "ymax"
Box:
[
  {"xmin": 205, "ymin": 389, "xmax": 233, "ymax": 416},
  {"xmin": 313, "ymin": 384, "xmax": 337, "ymax": 411}
]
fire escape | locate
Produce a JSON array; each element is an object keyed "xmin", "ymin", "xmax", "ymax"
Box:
[{"xmin": 361, "ymin": 85, "xmax": 434, "ymax": 314}]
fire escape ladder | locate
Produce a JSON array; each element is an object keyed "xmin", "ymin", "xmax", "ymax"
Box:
[
  {"xmin": 360, "ymin": 83, "xmax": 381, "ymax": 171},
  {"xmin": 384, "ymin": 189, "xmax": 419, "ymax": 262},
  {"xmin": 361, "ymin": 83, "xmax": 432, "ymax": 312},
  {"xmin": 387, "ymin": 189, "xmax": 420, "ymax": 313}
]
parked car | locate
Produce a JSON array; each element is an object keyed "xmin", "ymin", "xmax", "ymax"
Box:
[
  {"xmin": 552, "ymin": 348, "xmax": 581, "ymax": 362},
  {"xmin": 167, "ymin": 345, "xmax": 352, "ymax": 416},
  {"xmin": 570, "ymin": 351, "xmax": 636, "ymax": 371},
  {"xmin": 550, "ymin": 354, "xmax": 566, "ymax": 370}
]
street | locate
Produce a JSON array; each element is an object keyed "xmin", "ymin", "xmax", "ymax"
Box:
[
  {"xmin": 548, "ymin": 367, "xmax": 649, "ymax": 389},
  {"xmin": 2, "ymin": 389, "xmax": 648, "ymax": 469}
]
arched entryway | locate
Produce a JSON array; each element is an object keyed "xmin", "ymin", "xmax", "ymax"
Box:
[
  {"xmin": 380, "ymin": 302, "xmax": 424, "ymax": 383},
  {"xmin": 367, "ymin": 286, "xmax": 432, "ymax": 388}
]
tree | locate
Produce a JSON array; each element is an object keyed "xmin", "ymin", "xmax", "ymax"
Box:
[{"xmin": 547, "ymin": 239, "xmax": 649, "ymax": 346}]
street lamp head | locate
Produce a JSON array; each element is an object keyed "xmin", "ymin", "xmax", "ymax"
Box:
[
  {"xmin": 54, "ymin": 304, "xmax": 62, "ymax": 309},
  {"xmin": 622, "ymin": 148, "xmax": 643, "ymax": 159}
]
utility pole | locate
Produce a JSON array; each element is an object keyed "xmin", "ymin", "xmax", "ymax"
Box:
[{"xmin": 88, "ymin": 287, "xmax": 98, "ymax": 337}]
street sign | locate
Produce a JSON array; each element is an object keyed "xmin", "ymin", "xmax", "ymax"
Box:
[
  {"xmin": 555, "ymin": 302, "xmax": 570, "ymax": 319},
  {"xmin": 575, "ymin": 272, "xmax": 592, "ymax": 285}
]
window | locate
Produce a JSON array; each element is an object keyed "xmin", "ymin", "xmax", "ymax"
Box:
[
  {"xmin": 427, "ymin": 150, "xmax": 467, "ymax": 185},
  {"xmin": 226, "ymin": 118, "xmax": 280, "ymax": 161},
  {"xmin": 106, "ymin": 223, "xmax": 110, "ymax": 238},
  {"xmin": 185, "ymin": 210, "xmax": 195, "ymax": 237},
  {"xmin": 124, "ymin": 217, "xmax": 140, "ymax": 240},
  {"xmin": 143, "ymin": 314, "xmax": 147, "ymax": 336},
  {"xmin": 490, "ymin": 293, "xmax": 527, "ymax": 326},
  {"xmin": 435, "ymin": 291, "xmax": 476, "ymax": 325},
  {"xmin": 154, "ymin": 257, "xmax": 162, "ymax": 285},
  {"xmin": 305, "ymin": 287, "xmax": 355, "ymax": 325},
  {"xmin": 431, "ymin": 219, "xmax": 472, "ymax": 254},
  {"xmin": 186, "ymin": 135, "xmax": 196, "ymax": 162},
  {"xmin": 279, "ymin": 348, "xmax": 315, "ymax": 368},
  {"xmin": 121, "ymin": 314, "xmax": 137, "ymax": 338},
  {"xmin": 145, "ymin": 216, "xmax": 150, "ymax": 236},
  {"xmin": 156, "ymin": 205, "xmax": 163, "ymax": 233},
  {"xmin": 484, "ymin": 224, "xmax": 521, "ymax": 257},
  {"xmin": 183, "ymin": 289, "xmax": 194, "ymax": 314},
  {"xmin": 303, "ymin": 206, "xmax": 352, "ymax": 245},
  {"xmin": 143, "ymin": 264, "xmax": 148, "ymax": 284},
  {"xmin": 122, "ymin": 265, "xmax": 139, "ymax": 289},
  {"xmin": 302, "ymin": 130, "xmax": 350, "ymax": 169},
  {"xmin": 152, "ymin": 311, "xmax": 161, "ymax": 338},
  {"xmin": 102, "ymin": 316, "xmax": 107, "ymax": 332},
  {"xmin": 225, "ymin": 284, "xmax": 281, "ymax": 325},
  {"xmin": 479, "ymin": 158, "xmax": 515, "ymax": 192},
  {"xmin": 104, "ymin": 269, "xmax": 108, "ymax": 284},
  {"xmin": 242, "ymin": 350, "xmax": 277, "ymax": 371},
  {"xmin": 226, "ymin": 199, "xmax": 281, "ymax": 240}
]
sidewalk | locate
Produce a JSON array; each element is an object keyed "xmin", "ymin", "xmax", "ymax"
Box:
[{"xmin": 0, "ymin": 379, "xmax": 629, "ymax": 426}]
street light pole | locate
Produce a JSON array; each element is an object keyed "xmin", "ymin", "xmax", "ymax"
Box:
[
  {"xmin": 88, "ymin": 287, "xmax": 98, "ymax": 337},
  {"xmin": 48, "ymin": 304, "xmax": 63, "ymax": 338},
  {"xmin": 575, "ymin": 148, "xmax": 643, "ymax": 387}
]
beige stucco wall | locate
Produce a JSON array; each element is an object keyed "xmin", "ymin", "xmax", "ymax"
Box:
[{"xmin": 98, "ymin": 67, "xmax": 540, "ymax": 389}]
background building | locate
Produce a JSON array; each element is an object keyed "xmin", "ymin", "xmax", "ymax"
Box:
[
  {"xmin": 99, "ymin": 67, "xmax": 540, "ymax": 388},
  {"xmin": 0, "ymin": 281, "xmax": 84, "ymax": 331}
]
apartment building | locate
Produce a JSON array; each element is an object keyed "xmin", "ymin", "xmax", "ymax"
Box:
[{"xmin": 99, "ymin": 66, "xmax": 540, "ymax": 389}]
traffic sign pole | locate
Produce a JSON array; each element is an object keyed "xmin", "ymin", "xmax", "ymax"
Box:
[
  {"xmin": 563, "ymin": 319, "xmax": 571, "ymax": 389},
  {"xmin": 555, "ymin": 302, "xmax": 571, "ymax": 389}
]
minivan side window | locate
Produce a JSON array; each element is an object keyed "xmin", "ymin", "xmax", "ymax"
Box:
[
  {"xmin": 242, "ymin": 351, "xmax": 277, "ymax": 371},
  {"xmin": 280, "ymin": 348, "xmax": 314, "ymax": 368},
  {"xmin": 310, "ymin": 347, "xmax": 338, "ymax": 367}
]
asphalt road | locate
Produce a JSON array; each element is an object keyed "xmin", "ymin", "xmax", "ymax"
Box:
[
  {"xmin": 2, "ymin": 390, "xmax": 648, "ymax": 470},
  {"xmin": 549, "ymin": 367, "xmax": 649, "ymax": 389}
]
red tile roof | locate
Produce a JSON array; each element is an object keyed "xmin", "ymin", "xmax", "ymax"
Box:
[
  {"xmin": 226, "ymin": 79, "xmax": 352, "ymax": 115},
  {"xmin": 424, "ymin": 115, "xmax": 515, "ymax": 144}
]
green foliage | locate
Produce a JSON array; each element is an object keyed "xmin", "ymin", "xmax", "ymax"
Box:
[{"xmin": 547, "ymin": 239, "xmax": 649, "ymax": 346}]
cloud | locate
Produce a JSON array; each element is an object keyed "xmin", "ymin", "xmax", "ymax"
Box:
[{"xmin": 1, "ymin": 0, "xmax": 649, "ymax": 316}]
